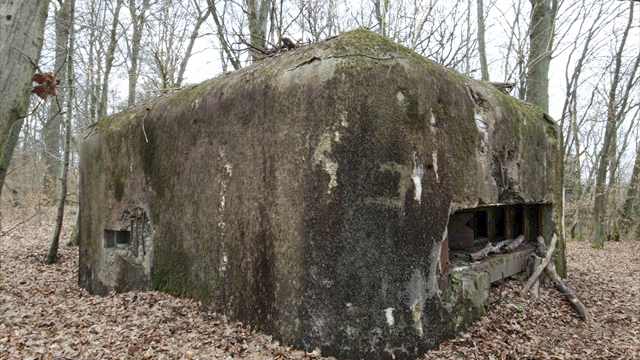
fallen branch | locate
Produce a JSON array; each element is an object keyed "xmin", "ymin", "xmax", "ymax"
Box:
[
  {"xmin": 523, "ymin": 234, "xmax": 595, "ymax": 325},
  {"xmin": 531, "ymin": 256, "xmax": 541, "ymax": 298},
  {"xmin": 0, "ymin": 212, "xmax": 39, "ymax": 237},
  {"xmin": 505, "ymin": 234, "xmax": 525, "ymax": 252},
  {"xmin": 545, "ymin": 262, "xmax": 595, "ymax": 325},
  {"xmin": 523, "ymin": 234, "xmax": 557, "ymax": 293},
  {"xmin": 468, "ymin": 238, "xmax": 512, "ymax": 261}
]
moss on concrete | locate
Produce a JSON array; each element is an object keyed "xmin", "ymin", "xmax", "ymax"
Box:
[{"xmin": 79, "ymin": 28, "xmax": 563, "ymax": 359}]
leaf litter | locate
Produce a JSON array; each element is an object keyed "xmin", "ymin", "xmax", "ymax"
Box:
[{"xmin": 1, "ymin": 207, "xmax": 638, "ymax": 359}]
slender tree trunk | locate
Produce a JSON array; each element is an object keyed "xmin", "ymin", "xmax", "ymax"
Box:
[
  {"xmin": 0, "ymin": 0, "xmax": 50, "ymax": 200},
  {"xmin": 620, "ymin": 143, "xmax": 640, "ymax": 235},
  {"xmin": 465, "ymin": 0, "xmax": 472, "ymax": 75},
  {"xmin": 98, "ymin": 0, "xmax": 123, "ymax": 119},
  {"xmin": 127, "ymin": 0, "xmax": 152, "ymax": 107},
  {"xmin": 47, "ymin": 0, "xmax": 75, "ymax": 264},
  {"xmin": 525, "ymin": 0, "xmax": 554, "ymax": 112},
  {"xmin": 176, "ymin": 7, "xmax": 210, "ymax": 87},
  {"xmin": 477, "ymin": 0, "xmax": 489, "ymax": 81},
  {"xmin": 43, "ymin": 0, "xmax": 72, "ymax": 203},
  {"xmin": 592, "ymin": 2, "xmax": 633, "ymax": 248},
  {"xmin": 247, "ymin": 0, "xmax": 271, "ymax": 60},
  {"xmin": 208, "ymin": 0, "xmax": 241, "ymax": 70},
  {"xmin": 373, "ymin": 0, "xmax": 389, "ymax": 38}
]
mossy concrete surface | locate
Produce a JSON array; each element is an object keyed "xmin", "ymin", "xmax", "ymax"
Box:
[{"xmin": 78, "ymin": 29, "xmax": 563, "ymax": 359}]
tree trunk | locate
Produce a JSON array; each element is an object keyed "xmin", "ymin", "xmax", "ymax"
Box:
[
  {"xmin": 477, "ymin": 0, "xmax": 489, "ymax": 81},
  {"xmin": 208, "ymin": 0, "xmax": 241, "ymax": 70},
  {"xmin": 0, "ymin": 0, "xmax": 50, "ymax": 200},
  {"xmin": 127, "ymin": 0, "xmax": 152, "ymax": 107},
  {"xmin": 592, "ymin": 2, "xmax": 634, "ymax": 248},
  {"xmin": 247, "ymin": 0, "xmax": 271, "ymax": 60},
  {"xmin": 373, "ymin": 0, "xmax": 389, "ymax": 38},
  {"xmin": 42, "ymin": 0, "xmax": 72, "ymax": 203},
  {"xmin": 47, "ymin": 0, "xmax": 75, "ymax": 264},
  {"xmin": 98, "ymin": 0, "xmax": 123, "ymax": 119},
  {"xmin": 176, "ymin": 5, "xmax": 210, "ymax": 87},
  {"xmin": 525, "ymin": 0, "xmax": 554, "ymax": 112},
  {"xmin": 620, "ymin": 142, "xmax": 640, "ymax": 235}
]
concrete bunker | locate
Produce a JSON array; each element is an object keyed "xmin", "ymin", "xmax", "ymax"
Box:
[{"xmin": 78, "ymin": 29, "xmax": 564, "ymax": 359}]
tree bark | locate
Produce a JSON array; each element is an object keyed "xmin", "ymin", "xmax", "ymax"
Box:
[
  {"xmin": 373, "ymin": 0, "xmax": 389, "ymax": 38},
  {"xmin": 0, "ymin": 0, "xmax": 50, "ymax": 200},
  {"xmin": 525, "ymin": 0, "xmax": 554, "ymax": 112},
  {"xmin": 247, "ymin": 0, "xmax": 271, "ymax": 60},
  {"xmin": 47, "ymin": 0, "xmax": 75, "ymax": 264},
  {"xmin": 620, "ymin": 142, "xmax": 640, "ymax": 234},
  {"xmin": 477, "ymin": 0, "xmax": 489, "ymax": 81},
  {"xmin": 43, "ymin": 0, "xmax": 72, "ymax": 203}
]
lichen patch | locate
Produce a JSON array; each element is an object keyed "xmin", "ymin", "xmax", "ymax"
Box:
[
  {"xmin": 313, "ymin": 131, "xmax": 339, "ymax": 194},
  {"xmin": 411, "ymin": 153, "xmax": 424, "ymax": 203},
  {"xmin": 384, "ymin": 307, "xmax": 395, "ymax": 327}
]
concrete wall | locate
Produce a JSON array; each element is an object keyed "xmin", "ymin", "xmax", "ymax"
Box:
[{"xmin": 78, "ymin": 29, "xmax": 562, "ymax": 359}]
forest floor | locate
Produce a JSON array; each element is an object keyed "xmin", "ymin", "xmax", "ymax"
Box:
[{"xmin": 0, "ymin": 206, "xmax": 638, "ymax": 359}]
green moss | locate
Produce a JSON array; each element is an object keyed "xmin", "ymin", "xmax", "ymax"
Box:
[
  {"xmin": 442, "ymin": 269, "xmax": 489, "ymax": 331},
  {"xmin": 152, "ymin": 247, "xmax": 193, "ymax": 297}
]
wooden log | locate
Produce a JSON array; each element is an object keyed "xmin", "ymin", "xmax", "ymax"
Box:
[
  {"xmin": 523, "ymin": 234, "xmax": 557, "ymax": 293},
  {"xmin": 531, "ymin": 256, "xmax": 541, "ymax": 298},
  {"xmin": 505, "ymin": 234, "xmax": 525, "ymax": 252},
  {"xmin": 545, "ymin": 263, "xmax": 595, "ymax": 325},
  {"xmin": 468, "ymin": 238, "xmax": 512, "ymax": 261},
  {"xmin": 524, "ymin": 234, "xmax": 595, "ymax": 325}
]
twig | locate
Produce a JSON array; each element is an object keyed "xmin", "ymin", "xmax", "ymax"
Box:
[
  {"xmin": 0, "ymin": 213, "xmax": 39, "ymax": 238},
  {"xmin": 142, "ymin": 108, "xmax": 150, "ymax": 143},
  {"xmin": 12, "ymin": 46, "xmax": 42, "ymax": 72},
  {"xmin": 326, "ymin": 54, "xmax": 397, "ymax": 62}
]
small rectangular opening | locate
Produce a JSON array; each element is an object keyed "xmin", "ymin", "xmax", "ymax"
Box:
[
  {"xmin": 104, "ymin": 229, "xmax": 131, "ymax": 248},
  {"xmin": 104, "ymin": 229, "xmax": 115, "ymax": 248},
  {"xmin": 447, "ymin": 204, "xmax": 550, "ymax": 251},
  {"xmin": 115, "ymin": 230, "xmax": 130, "ymax": 247},
  {"xmin": 443, "ymin": 203, "xmax": 553, "ymax": 284}
]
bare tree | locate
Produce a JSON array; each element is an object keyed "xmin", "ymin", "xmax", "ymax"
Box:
[
  {"xmin": 620, "ymin": 129, "xmax": 640, "ymax": 235},
  {"xmin": 592, "ymin": 1, "xmax": 635, "ymax": 248},
  {"xmin": 47, "ymin": 0, "xmax": 76, "ymax": 264},
  {"xmin": 42, "ymin": 0, "xmax": 73, "ymax": 203},
  {"xmin": 208, "ymin": 0, "xmax": 242, "ymax": 71},
  {"xmin": 98, "ymin": 0, "xmax": 124, "ymax": 119},
  {"xmin": 127, "ymin": 0, "xmax": 154, "ymax": 106},
  {"xmin": 142, "ymin": 0, "xmax": 211, "ymax": 94}
]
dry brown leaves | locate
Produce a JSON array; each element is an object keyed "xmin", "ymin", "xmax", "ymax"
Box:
[{"xmin": 1, "ymin": 206, "xmax": 639, "ymax": 359}]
